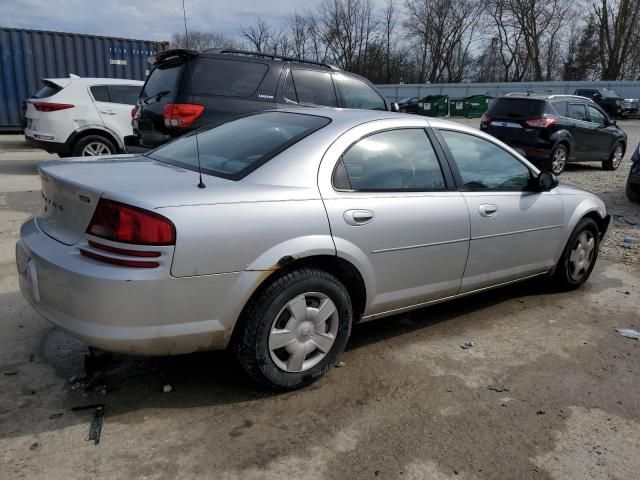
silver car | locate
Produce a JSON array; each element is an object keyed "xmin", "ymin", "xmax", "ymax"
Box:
[{"xmin": 17, "ymin": 109, "xmax": 610, "ymax": 389}]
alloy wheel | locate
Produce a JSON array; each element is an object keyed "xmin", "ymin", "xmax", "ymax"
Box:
[
  {"xmin": 268, "ymin": 292, "xmax": 339, "ymax": 373},
  {"xmin": 568, "ymin": 230, "xmax": 595, "ymax": 282},
  {"xmin": 552, "ymin": 147, "xmax": 567, "ymax": 175},
  {"xmin": 612, "ymin": 146, "xmax": 624, "ymax": 169},
  {"xmin": 82, "ymin": 141, "xmax": 112, "ymax": 156}
]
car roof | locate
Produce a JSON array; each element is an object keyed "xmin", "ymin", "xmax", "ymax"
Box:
[{"xmin": 502, "ymin": 93, "xmax": 593, "ymax": 103}]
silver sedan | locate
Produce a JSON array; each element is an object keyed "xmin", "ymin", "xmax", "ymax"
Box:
[{"xmin": 17, "ymin": 108, "xmax": 610, "ymax": 389}]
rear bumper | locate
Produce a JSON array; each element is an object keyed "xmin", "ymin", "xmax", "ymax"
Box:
[
  {"xmin": 16, "ymin": 218, "xmax": 252, "ymax": 355},
  {"xmin": 24, "ymin": 133, "xmax": 69, "ymax": 155},
  {"xmin": 124, "ymin": 135, "xmax": 151, "ymax": 154}
]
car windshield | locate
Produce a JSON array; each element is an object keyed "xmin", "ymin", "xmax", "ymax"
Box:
[{"xmin": 147, "ymin": 112, "xmax": 331, "ymax": 180}]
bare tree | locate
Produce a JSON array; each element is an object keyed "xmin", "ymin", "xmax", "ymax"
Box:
[
  {"xmin": 171, "ymin": 31, "xmax": 238, "ymax": 50},
  {"xmin": 240, "ymin": 18, "xmax": 273, "ymax": 53}
]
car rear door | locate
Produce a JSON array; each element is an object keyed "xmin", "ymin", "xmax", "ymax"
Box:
[
  {"xmin": 92, "ymin": 84, "xmax": 141, "ymax": 145},
  {"xmin": 436, "ymin": 128, "xmax": 564, "ymax": 292},
  {"xmin": 566, "ymin": 103, "xmax": 592, "ymax": 159},
  {"xmin": 318, "ymin": 121, "xmax": 470, "ymax": 317}
]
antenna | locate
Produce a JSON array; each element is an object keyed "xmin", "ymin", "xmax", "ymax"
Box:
[{"xmin": 181, "ymin": 0, "xmax": 206, "ymax": 189}]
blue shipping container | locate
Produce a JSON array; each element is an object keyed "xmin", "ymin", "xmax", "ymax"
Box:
[{"xmin": 0, "ymin": 27, "xmax": 169, "ymax": 131}]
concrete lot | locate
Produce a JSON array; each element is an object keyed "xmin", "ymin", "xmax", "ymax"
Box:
[{"xmin": 0, "ymin": 125, "xmax": 638, "ymax": 480}]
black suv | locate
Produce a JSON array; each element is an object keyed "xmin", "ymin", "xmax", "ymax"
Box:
[
  {"xmin": 574, "ymin": 88, "xmax": 638, "ymax": 118},
  {"xmin": 480, "ymin": 94, "xmax": 627, "ymax": 174},
  {"xmin": 627, "ymin": 144, "xmax": 640, "ymax": 203},
  {"xmin": 129, "ymin": 49, "xmax": 395, "ymax": 150}
]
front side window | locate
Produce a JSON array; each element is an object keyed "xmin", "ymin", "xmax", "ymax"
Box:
[
  {"xmin": 148, "ymin": 112, "xmax": 330, "ymax": 180},
  {"xmin": 568, "ymin": 103, "xmax": 588, "ymax": 121},
  {"xmin": 588, "ymin": 105, "xmax": 606, "ymax": 125},
  {"xmin": 108, "ymin": 85, "xmax": 141, "ymax": 105},
  {"xmin": 289, "ymin": 69, "xmax": 337, "ymax": 107},
  {"xmin": 440, "ymin": 130, "xmax": 531, "ymax": 191},
  {"xmin": 334, "ymin": 129, "xmax": 446, "ymax": 191},
  {"xmin": 335, "ymin": 75, "xmax": 387, "ymax": 110}
]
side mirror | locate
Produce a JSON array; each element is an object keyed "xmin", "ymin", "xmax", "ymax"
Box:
[
  {"xmin": 538, "ymin": 171, "xmax": 558, "ymax": 191},
  {"xmin": 390, "ymin": 102, "xmax": 400, "ymax": 113},
  {"xmin": 608, "ymin": 119, "xmax": 617, "ymax": 127}
]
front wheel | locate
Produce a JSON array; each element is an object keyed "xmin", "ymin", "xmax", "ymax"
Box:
[
  {"xmin": 552, "ymin": 218, "xmax": 600, "ymax": 290},
  {"xmin": 603, "ymin": 143, "xmax": 624, "ymax": 171},
  {"xmin": 233, "ymin": 268, "xmax": 353, "ymax": 390}
]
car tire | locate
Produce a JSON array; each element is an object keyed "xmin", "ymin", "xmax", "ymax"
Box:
[
  {"xmin": 72, "ymin": 135, "xmax": 117, "ymax": 157},
  {"xmin": 626, "ymin": 175, "xmax": 640, "ymax": 203},
  {"xmin": 547, "ymin": 144, "xmax": 568, "ymax": 175},
  {"xmin": 603, "ymin": 143, "xmax": 624, "ymax": 171},
  {"xmin": 552, "ymin": 217, "xmax": 600, "ymax": 291},
  {"xmin": 233, "ymin": 268, "xmax": 353, "ymax": 390}
]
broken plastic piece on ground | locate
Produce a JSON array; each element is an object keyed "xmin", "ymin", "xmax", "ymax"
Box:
[
  {"xmin": 461, "ymin": 341, "xmax": 474, "ymax": 349},
  {"xmin": 163, "ymin": 384, "xmax": 173, "ymax": 393},
  {"xmin": 616, "ymin": 328, "xmax": 640, "ymax": 340},
  {"xmin": 622, "ymin": 236, "xmax": 636, "ymax": 243},
  {"xmin": 487, "ymin": 384, "xmax": 509, "ymax": 392}
]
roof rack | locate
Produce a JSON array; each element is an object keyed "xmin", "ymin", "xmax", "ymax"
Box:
[{"xmin": 205, "ymin": 49, "xmax": 341, "ymax": 71}]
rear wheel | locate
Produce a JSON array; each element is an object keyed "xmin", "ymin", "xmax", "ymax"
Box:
[
  {"xmin": 72, "ymin": 134, "xmax": 117, "ymax": 157},
  {"xmin": 233, "ymin": 268, "xmax": 353, "ymax": 390},
  {"xmin": 626, "ymin": 175, "xmax": 640, "ymax": 203},
  {"xmin": 547, "ymin": 144, "xmax": 568, "ymax": 175},
  {"xmin": 603, "ymin": 143, "xmax": 624, "ymax": 171},
  {"xmin": 552, "ymin": 218, "xmax": 599, "ymax": 290}
]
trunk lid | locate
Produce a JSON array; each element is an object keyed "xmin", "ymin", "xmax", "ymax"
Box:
[
  {"xmin": 483, "ymin": 97, "xmax": 547, "ymax": 145},
  {"xmin": 36, "ymin": 155, "xmax": 229, "ymax": 245}
]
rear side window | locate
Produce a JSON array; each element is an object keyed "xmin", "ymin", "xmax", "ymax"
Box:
[
  {"xmin": 109, "ymin": 85, "xmax": 141, "ymax": 104},
  {"xmin": 488, "ymin": 98, "xmax": 545, "ymax": 118},
  {"xmin": 335, "ymin": 129, "xmax": 446, "ymax": 191},
  {"xmin": 287, "ymin": 69, "xmax": 337, "ymax": 107},
  {"xmin": 335, "ymin": 75, "xmax": 387, "ymax": 110},
  {"xmin": 141, "ymin": 63, "xmax": 185, "ymax": 102},
  {"xmin": 550, "ymin": 101, "xmax": 568, "ymax": 116},
  {"xmin": 148, "ymin": 112, "xmax": 330, "ymax": 180},
  {"xmin": 568, "ymin": 103, "xmax": 587, "ymax": 121},
  {"xmin": 90, "ymin": 85, "xmax": 110, "ymax": 102},
  {"xmin": 32, "ymin": 81, "xmax": 62, "ymax": 99},
  {"xmin": 184, "ymin": 58, "xmax": 268, "ymax": 97}
]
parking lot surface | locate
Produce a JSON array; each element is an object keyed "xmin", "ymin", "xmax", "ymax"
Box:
[{"xmin": 0, "ymin": 122, "xmax": 638, "ymax": 479}]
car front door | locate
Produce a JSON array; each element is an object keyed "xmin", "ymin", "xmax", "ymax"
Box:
[
  {"xmin": 586, "ymin": 104, "xmax": 614, "ymax": 159},
  {"xmin": 318, "ymin": 121, "xmax": 470, "ymax": 317},
  {"xmin": 436, "ymin": 129, "xmax": 564, "ymax": 292}
]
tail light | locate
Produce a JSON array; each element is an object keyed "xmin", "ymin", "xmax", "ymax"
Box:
[
  {"xmin": 131, "ymin": 105, "xmax": 138, "ymax": 119},
  {"xmin": 86, "ymin": 199, "xmax": 175, "ymax": 245},
  {"xmin": 163, "ymin": 103, "xmax": 204, "ymax": 128},
  {"xmin": 30, "ymin": 101, "xmax": 74, "ymax": 112},
  {"xmin": 525, "ymin": 117, "xmax": 557, "ymax": 128},
  {"xmin": 480, "ymin": 113, "xmax": 492, "ymax": 123}
]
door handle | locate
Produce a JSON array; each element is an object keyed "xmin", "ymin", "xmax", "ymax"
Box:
[
  {"xmin": 344, "ymin": 209, "xmax": 374, "ymax": 226},
  {"xmin": 478, "ymin": 204, "xmax": 498, "ymax": 217},
  {"xmin": 100, "ymin": 110, "xmax": 117, "ymax": 115}
]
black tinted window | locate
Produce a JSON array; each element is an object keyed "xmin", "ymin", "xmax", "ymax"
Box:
[
  {"xmin": 290, "ymin": 69, "xmax": 337, "ymax": 107},
  {"xmin": 148, "ymin": 112, "xmax": 330, "ymax": 180},
  {"xmin": 185, "ymin": 58, "xmax": 268, "ymax": 97},
  {"xmin": 488, "ymin": 98, "xmax": 545, "ymax": 118},
  {"xmin": 108, "ymin": 85, "xmax": 141, "ymax": 105},
  {"xmin": 142, "ymin": 63, "xmax": 185, "ymax": 101},
  {"xmin": 441, "ymin": 130, "xmax": 531, "ymax": 191},
  {"xmin": 551, "ymin": 101, "xmax": 568, "ymax": 116},
  {"xmin": 90, "ymin": 85, "xmax": 110, "ymax": 102},
  {"xmin": 283, "ymin": 71, "xmax": 297, "ymax": 102},
  {"xmin": 33, "ymin": 81, "xmax": 62, "ymax": 99},
  {"xmin": 337, "ymin": 129, "xmax": 446, "ymax": 191},
  {"xmin": 568, "ymin": 103, "xmax": 587, "ymax": 121},
  {"xmin": 336, "ymin": 75, "xmax": 386, "ymax": 110}
]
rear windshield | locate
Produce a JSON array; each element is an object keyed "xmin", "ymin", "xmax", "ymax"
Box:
[
  {"xmin": 183, "ymin": 58, "xmax": 269, "ymax": 97},
  {"xmin": 488, "ymin": 98, "xmax": 545, "ymax": 118},
  {"xmin": 32, "ymin": 81, "xmax": 62, "ymax": 99},
  {"xmin": 147, "ymin": 112, "xmax": 331, "ymax": 180},
  {"xmin": 141, "ymin": 63, "xmax": 185, "ymax": 103}
]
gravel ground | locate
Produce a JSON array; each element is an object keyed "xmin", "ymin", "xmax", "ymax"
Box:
[{"xmin": 451, "ymin": 118, "xmax": 640, "ymax": 265}]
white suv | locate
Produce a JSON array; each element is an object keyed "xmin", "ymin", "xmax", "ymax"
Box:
[{"xmin": 24, "ymin": 76, "xmax": 143, "ymax": 157}]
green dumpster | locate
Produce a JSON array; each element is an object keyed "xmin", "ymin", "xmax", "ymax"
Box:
[
  {"xmin": 450, "ymin": 95, "xmax": 493, "ymax": 118},
  {"xmin": 416, "ymin": 95, "xmax": 449, "ymax": 117}
]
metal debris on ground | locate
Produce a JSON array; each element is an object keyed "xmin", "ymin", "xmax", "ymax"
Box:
[
  {"xmin": 49, "ymin": 412, "xmax": 63, "ymax": 419},
  {"xmin": 3, "ymin": 370, "xmax": 18, "ymax": 376},
  {"xmin": 615, "ymin": 328, "xmax": 640, "ymax": 340},
  {"xmin": 71, "ymin": 403, "xmax": 105, "ymax": 445},
  {"xmin": 335, "ymin": 361, "xmax": 346, "ymax": 368},
  {"xmin": 487, "ymin": 384, "xmax": 509, "ymax": 392},
  {"xmin": 163, "ymin": 384, "xmax": 173, "ymax": 393},
  {"xmin": 461, "ymin": 341, "xmax": 474, "ymax": 349}
]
